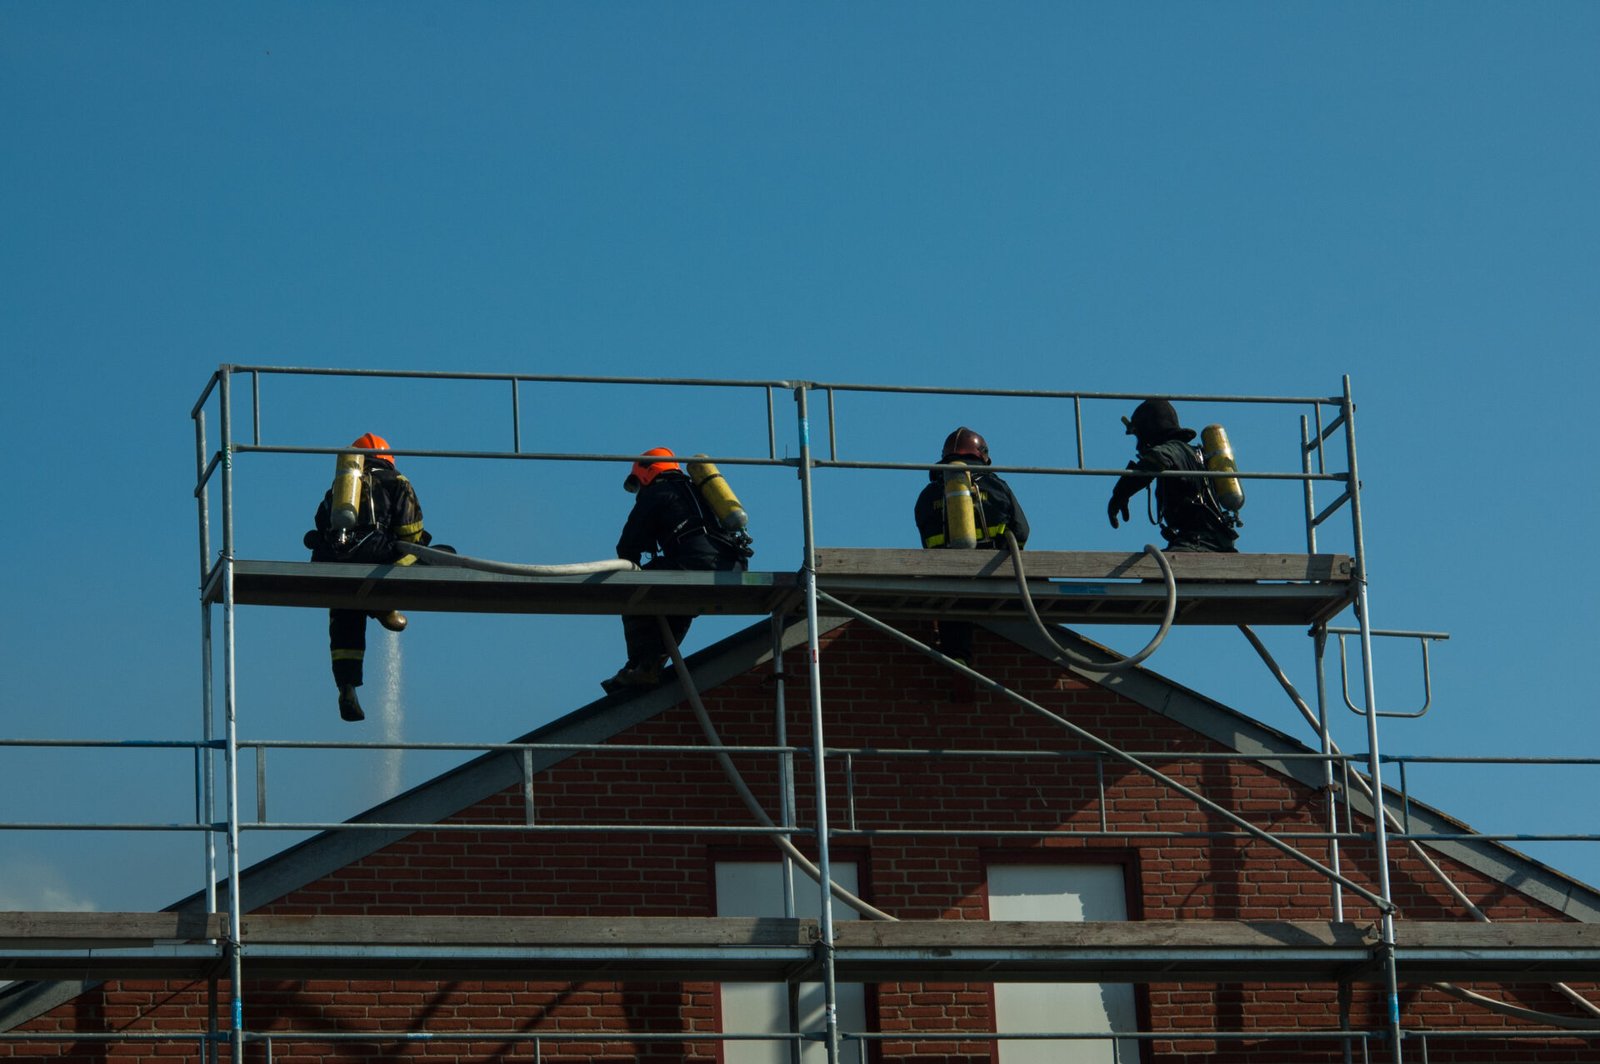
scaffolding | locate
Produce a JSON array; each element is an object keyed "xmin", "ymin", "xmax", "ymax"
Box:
[{"xmin": 3, "ymin": 365, "xmax": 1597, "ymax": 1063}]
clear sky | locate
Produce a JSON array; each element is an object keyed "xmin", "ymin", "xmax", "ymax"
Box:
[{"xmin": 2, "ymin": 3, "xmax": 1598, "ymax": 912}]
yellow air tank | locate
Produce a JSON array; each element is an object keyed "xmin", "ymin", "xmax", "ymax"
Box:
[
  {"xmin": 688, "ymin": 455, "xmax": 749, "ymax": 531},
  {"xmin": 1200, "ymin": 424, "xmax": 1246, "ymax": 513},
  {"xmin": 942, "ymin": 462, "xmax": 979, "ymax": 549},
  {"xmin": 330, "ymin": 452, "xmax": 365, "ymax": 531}
]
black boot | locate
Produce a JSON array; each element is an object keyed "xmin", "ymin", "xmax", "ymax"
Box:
[
  {"xmin": 601, "ymin": 658, "xmax": 664, "ymax": 694},
  {"xmin": 376, "ymin": 610, "xmax": 408, "ymax": 632},
  {"xmin": 338, "ymin": 684, "xmax": 365, "ymax": 722}
]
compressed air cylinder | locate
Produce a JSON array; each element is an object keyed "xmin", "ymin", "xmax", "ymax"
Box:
[
  {"xmin": 688, "ymin": 455, "xmax": 749, "ymax": 531},
  {"xmin": 1200, "ymin": 424, "xmax": 1246, "ymax": 512},
  {"xmin": 942, "ymin": 462, "xmax": 979, "ymax": 549},
  {"xmin": 330, "ymin": 452, "xmax": 364, "ymax": 531}
]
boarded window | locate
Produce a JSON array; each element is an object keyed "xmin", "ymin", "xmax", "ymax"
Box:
[
  {"xmin": 988, "ymin": 863, "xmax": 1139, "ymax": 1063},
  {"xmin": 715, "ymin": 860, "xmax": 865, "ymax": 1064}
]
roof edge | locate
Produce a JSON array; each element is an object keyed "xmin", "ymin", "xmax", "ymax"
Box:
[
  {"xmin": 983, "ymin": 619, "xmax": 1600, "ymax": 923},
  {"xmin": 173, "ymin": 613, "xmax": 845, "ymax": 916}
]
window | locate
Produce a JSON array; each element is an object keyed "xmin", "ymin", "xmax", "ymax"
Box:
[
  {"xmin": 988, "ymin": 863, "xmax": 1138, "ymax": 1063},
  {"xmin": 715, "ymin": 860, "xmax": 866, "ymax": 1064}
]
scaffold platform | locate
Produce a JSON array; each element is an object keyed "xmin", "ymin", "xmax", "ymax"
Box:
[
  {"xmin": 5, "ymin": 913, "xmax": 1597, "ymax": 984},
  {"xmin": 215, "ymin": 548, "xmax": 1355, "ymax": 627}
]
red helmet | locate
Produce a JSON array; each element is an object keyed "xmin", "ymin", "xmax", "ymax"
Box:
[
  {"xmin": 624, "ymin": 447, "xmax": 679, "ymax": 492},
  {"xmin": 941, "ymin": 426, "xmax": 990, "ymax": 465},
  {"xmin": 350, "ymin": 432, "xmax": 395, "ymax": 467}
]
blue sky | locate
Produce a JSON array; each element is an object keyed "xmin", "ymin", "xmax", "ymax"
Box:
[{"xmin": 2, "ymin": 4, "xmax": 1598, "ymax": 912}]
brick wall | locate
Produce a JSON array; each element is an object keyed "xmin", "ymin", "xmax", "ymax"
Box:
[{"xmin": 9, "ymin": 622, "xmax": 1597, "ymax": 1062}]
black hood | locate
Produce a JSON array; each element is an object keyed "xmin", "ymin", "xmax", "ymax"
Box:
[{"xmin": 1125, "ymin": 399, "xmax": 1197, "ymax": 447}]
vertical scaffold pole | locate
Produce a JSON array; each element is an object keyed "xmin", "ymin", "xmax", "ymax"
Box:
[
  {"xmin": 1302, "ymin": 417, "xmax": 1344, "ymax": 925},
  {"xmin": 218, "ymin": 369, "xmax": 246, "ymax": 1064},
  {"xmin": 1342, "ymin": 375, "xmax": 1402, "ymax": 1062},
  {"xmin": 194, "ymin": 399, "xmax": 218, "ymax": 917},
  {"xmin": 193, "ymin": 397, "xmax": 219, "ymax": 1064},
  {"xmin": 772, "ymin": 614, "xmax": 798, "ymax": 919},
  {"xmin": 794, "ymin": 383, "xmax": 842, "ymax": 1064},
  {"xmin": 1313, "ymin": 625, "xmax": 1344, "ymax": 924},
  {"xmin": 771, "ymin": 613, "xmax": 803, "ymax": 1064}
]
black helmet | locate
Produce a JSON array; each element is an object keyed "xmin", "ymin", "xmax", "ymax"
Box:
[
  {"xmin": 1122, "ymin": 399, "xmax": 1195, "ymax": 445},
  {"xmin": 941, "ymin": 426, "xmax": 990, "ymax": 464}
]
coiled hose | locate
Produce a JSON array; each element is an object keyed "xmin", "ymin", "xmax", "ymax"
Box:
[{"xmin": 1005, "ymin": 530, "xmax": 1177, "ymax": 674}]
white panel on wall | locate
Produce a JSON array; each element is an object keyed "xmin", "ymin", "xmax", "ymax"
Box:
[
  {"xmin": 717, "ymin": 861, "xmax": 864, "ymax": 1064},
  {"xmin": 989, "ymin": 864, "xmax": 1139, "ymax": 1064}
]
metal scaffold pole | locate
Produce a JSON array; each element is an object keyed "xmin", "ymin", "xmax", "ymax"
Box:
[
  {"xmin": 218, "ymin": 369, "xmax": 246, "ymax": 1063},
  {"xmin": 772, "ymin": 612, "xmax": 803, "ymax": 1064},
  {"xmin": 1341, "ymin": 375, "xmax": 1403, "ymax": 1062},
  {"xmin": 193, "ymin": 400, "xmax": 218, "ymax": 918},
  {"xmin": 1299, "ymin": 415, "xmax": 1345, "ymax": 924},
  {"xmin": 192, "ymin": 395, "xmax": 220, "ymax": 1064},
  {"xmin": 794, "ymin": 383, "xmax": 842, "ymax": 1064}
]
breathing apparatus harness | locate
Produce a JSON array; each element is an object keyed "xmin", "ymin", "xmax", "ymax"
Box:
[
  {"xmin": 1129, "ymin": 437, "xmax": 1242, "ymax": 542},
  {"xmin": 684, "ymin": 478, "xmax": 754, "ymax": 561},
  {"xmin": 1159, "ymin": 445, "xmax": 1241, "ymax": 538},
  {"xmin": 638, "ymin": 473, "xmax": 754, "ymax": 564},
  {"xmin": 309, "ymin": 454, "xmax": 423, "ymax": 560}
]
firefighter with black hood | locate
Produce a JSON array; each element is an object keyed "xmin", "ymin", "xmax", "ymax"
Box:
[
  {"xmin": 603, "ymin": 448, "xmax": 753, "ymax": 693},
  {"xmin": 913, "ymin": 427, "xmax": 1030, "ymax": 666},
  {"xmin": 1107, "ymin": 399, "xmax": 1240, "ymax": 553},
  {"xmin": 304, "ymin": 433, "xmax": 431, "ymax": 722}
]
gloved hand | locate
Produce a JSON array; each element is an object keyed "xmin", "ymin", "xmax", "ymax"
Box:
[{"xmin": 1108, "ymin": 495, "xmax": 1130, "ymax": 529}]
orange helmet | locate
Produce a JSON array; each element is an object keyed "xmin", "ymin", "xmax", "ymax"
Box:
[
  {"xmin": 624, "ymin": 447, "xmax": 678, "ymax": 492},
  {"xmin": 350, "ymin": 432, "xmax": 395, "ymax": 468}
]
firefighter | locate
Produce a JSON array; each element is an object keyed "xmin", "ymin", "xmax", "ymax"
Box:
[
  {"xmin": 305, "ymin": 433, "xmax": 431, "ymax": 722},
  {"xmin": 1107, "ymin": 399, "xmax": 1240, "ymax": 553},
  {"xmin": 603, "ymin": 448, "xmax": 752, "ymax": 693},
  {"xmin": 913, "ymin": 427, "xmax": 1030, "ymax": 666}
]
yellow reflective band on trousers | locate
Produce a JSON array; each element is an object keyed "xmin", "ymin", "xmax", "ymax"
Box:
[{"xmin": 331, "ymin": 650, "xmax": 365, "ymax": 662}]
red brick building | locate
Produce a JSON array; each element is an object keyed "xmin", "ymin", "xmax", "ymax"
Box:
[{"xmin": 4, "ymin": 616, "xmax": 1599, "ymax": 1062}]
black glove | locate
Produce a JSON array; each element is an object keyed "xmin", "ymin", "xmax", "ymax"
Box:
[{"xmin": 1108, "ymin": 495, "xmax": 1130, "ymax": 529}]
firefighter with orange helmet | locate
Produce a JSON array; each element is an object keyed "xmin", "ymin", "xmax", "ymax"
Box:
[
  {"xmin": 913, "ymin": 426, "xmax": 1029, "ymax": 666},
  {"xmin": 305, "ymin": 433, "xmax": 431, "ymax": 722},
  {"xmin": 603, "ymin": 447, "xmax": 752, "ymax": 693}
]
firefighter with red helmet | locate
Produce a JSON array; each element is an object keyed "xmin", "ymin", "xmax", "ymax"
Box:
[
  {"xmin": 603, "ymin": 447, "xmax": 753, "ymax": 693},
  {"xmin": 913, "ymin": 427, "xmax": 1030, "ymax": 666},
  {"xmin": 305, "ymin": 433, "xmax": 431, "ymax": 722}
]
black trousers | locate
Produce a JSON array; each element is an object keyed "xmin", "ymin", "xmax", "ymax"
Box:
[
  {"xmin": 621, "ymin": 551, "xmax": 745, "ymax": 663},
  {"xmin": 312, "ymin": 533, "xmax": 397, "ymax": 688}
]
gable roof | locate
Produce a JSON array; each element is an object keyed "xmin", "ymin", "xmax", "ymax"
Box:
[{"xmin": 165, "ymin": 611, "xmax": 1600, "ymax": 924}]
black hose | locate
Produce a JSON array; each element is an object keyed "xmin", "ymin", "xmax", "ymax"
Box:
[
  {"xmin": 1005, "ymin": 531, "xmax": 1176, "ymax": 673},
  {"xmin": 656, "ymin": 617, "xmax": 896, "ymax": 922}
]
